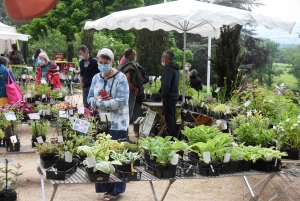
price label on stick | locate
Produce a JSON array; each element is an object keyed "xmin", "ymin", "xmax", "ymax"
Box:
[
  {"xmin": 59, "ymin": 111, "xmax": 69, "ymax": 118},
  {"xmin": 244, "ymin": 100, "xmax": 251, "ymax": 107},
  {"xmin": 65, "ymin": 151, "xmax": 72, "ymax": 163},
  {"xmin": 5, "ymin": 112, "xmax": 16, "ymax": 121},
  {"xmin": 10, "ymin": 135, "xmax": 17, "ymax": 143},
  {"xmin": 203, "ymin": 152, "xmax": 211, "ymax": 164},
  {"xmin": 223, "ymin": 153, "xmax": 231, "ymax": 163},
  {"xmin": 78, "ymin": 107, "xmax": 85, "ymax": 114},
  {"xmin": 214, "ymin": 87, "xmax": 221, "ymax": 93},
  {"xmin": 28, "ymin": 113, "xmax": 40, "ymax": 120},
  {"xmin": 57, "ymin": 136, "xmax": 63, "ymax": 143},
  {"xmin": 36, "ymin": 136, "xmax": 44, "ymax": 144},
  {"xmin": 266, "ymin": 154, "xmax": 273, "ymax": 161}
]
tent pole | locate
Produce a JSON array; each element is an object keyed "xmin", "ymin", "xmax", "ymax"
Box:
[
  {"xmin": 207, "ymin": 37, "xmax": 211, "ymax": 94},
  {"xmin": 207, "ymin": 0, "xmax": 213, "ymax": 94},
  {"xmin": 182, "ymin": 20, "xmax": 187, "ymax": 103}
]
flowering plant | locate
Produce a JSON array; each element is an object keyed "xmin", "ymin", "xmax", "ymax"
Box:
[
  {"xmin": 0, "ymin": 101, "xmax": 34, "ymax": 118},
  {"xmin": 276, "ymin": 118, "xmax": 300, "ymax": 149}
]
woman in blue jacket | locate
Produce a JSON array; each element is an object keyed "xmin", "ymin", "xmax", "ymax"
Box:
[{"xmin": 0, "ymin": 56, "xmax": 16, "ymax": 106}]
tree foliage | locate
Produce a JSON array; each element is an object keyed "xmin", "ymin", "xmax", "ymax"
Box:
[{"xmin": 210, "ymin": 25, "xmax": 246, "ymax": 101}]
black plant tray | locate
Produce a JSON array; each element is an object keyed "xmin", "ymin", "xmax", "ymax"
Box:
[
  {"xmin": 177, "ymin": 160, "xmax": 197, "ymax": 177},
  {"xmin": 287, "ymin": 149, "xmax": 300, "ymax": 160},
  {"xmin": 40, "ymin": 155, "xmax": 57, "ymax": 169},
  {"xmin": 0, "ymin": 192, "xmax": 17, "ymax": 201},
  {"xmin": 251, "ymin": 159, "xmax": 281, "ymax": 172},
  {"xmin": 46, "ymin": 162, "xmax": 78, "ymax": 180},
  {"xmin": 116, "ymin": 169, "xmax": 142, "ymax": 181},
  {"xmin": 198, "ymin": 162, "xmax": 221, "ymax": 176},
  {"xmin": 236, "ymin": 160, "xmax": 252, "ymax": 172},
  {"xmin": 6, "ymin": 143, "xmax": 20, "ymax": 152},
  {"xmin": 143, "ymin": 161, "xmax": 177, "ymax": 179},
  {"xmin": 220, "ymin": 161, "xmax": 238, "ymax": 174},
  {"xmin": 85, "ymin": 168, "xmax": 110, "ymax": 182}
]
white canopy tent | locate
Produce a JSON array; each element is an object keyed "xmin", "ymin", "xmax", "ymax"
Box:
[
  {"xmin": 0, "ymin": 22, "xmax": 30, "ymax": 55},
  {"xmin": 84, "ymin": 0, "xmax": 296, "ymax": 100}
]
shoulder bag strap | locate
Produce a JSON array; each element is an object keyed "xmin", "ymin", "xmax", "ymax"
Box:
[
  {"xmin": 6, "ymin": 69, "xmax": 14, "ymax": 84},
  {"xmin": 109, "ymin": 71, "xmax": 119, "ymax": 97}
]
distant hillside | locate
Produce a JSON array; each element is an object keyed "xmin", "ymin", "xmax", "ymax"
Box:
[{"xmin": 279, "ymin": 43, "xmax": 299, "ymax": 49}]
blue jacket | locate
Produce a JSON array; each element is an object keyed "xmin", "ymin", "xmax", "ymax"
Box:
[
  {"xmin": 160, "ymin": 62, "xmax": 179, "ymax": 99},
  {"xmin": 79, "ymin": 55, "xmax": 100, "ymax": 87},
  {"xmin": 0, "ymin": 64, "xmax": 16, "ymax": 98}
]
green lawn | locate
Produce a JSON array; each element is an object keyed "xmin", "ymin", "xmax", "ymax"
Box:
[{"xmin": 272, "ymin": 63, "xmax": 298, "ymax": 90}]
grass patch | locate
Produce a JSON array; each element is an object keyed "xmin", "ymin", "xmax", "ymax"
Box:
[{"xmin": 273, "ymin": 63, "xmax": 298, "ymax": 89}]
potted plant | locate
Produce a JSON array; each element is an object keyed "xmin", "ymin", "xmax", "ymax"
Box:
[
  {"xmin": 276, "ymin": 118, "xmax": 300, "ymax": 159},
  {"xmin": 36, "ymin": 143, "xmax": 60, "ymax": 168},
  {"xmin": 35, "ymin": 84, "xmax": 51, "ymax": 102},
  {"xmin": 0, "ymin": 129, "xmax": 4, "ymax": 147},
  {"xmin": 0, "ymin": 163, "xmax": 22, "ymax": 200},
  {"xmin": 187, "ymin": 134, "xmax": 233, "ymax": 176},
  {"xmin": 30, "ymin": 120, "xmax": 50, "ymax": 147}
]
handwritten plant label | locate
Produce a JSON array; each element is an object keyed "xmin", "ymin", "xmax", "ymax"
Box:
[
  {"xmin": 203, "ymin": 152, "xmax": 211, "ymax": 164},
  {"xmin": 57, "ymin": 136, "xmax": 64, "ymax": 143},
  {"xmin": 73, "ymin": 119, "xmax": 90, "ymax": 134},
  {"xmin": 214, "ymin": 87, "xmax": 221, "ymax": 93},
  {"xmin": 78, "ymin": 107, "xmax": 85, "ymax": 114},
  {"xmin": 59, "ymin": 110, "xmax": 69, "ymax": 118},
  {"xmin": 4, "ymin": 112, "xmax": 16, "ymax": 121},
  {"xmin": 36, "ymin": 136, "xmax": 44, "ymax": 144},
  {"xmin": 223, "ymin": 153, "xmax": 231, "ymax": 163},
  {"xmin": 10, "ymin": 136, "xmax": 17, "ymax": 143},
  {"xmin": 244, "ymin": 100, "xmax": 251, "ymax": 107},
  {"xmin": 28, "ymin": 113, "xmax": 40, "ymax": 120}
]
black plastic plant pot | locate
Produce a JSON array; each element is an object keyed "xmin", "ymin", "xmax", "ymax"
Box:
[
  {"xmin": 6, "ymin": 142, "xmax": 20, "ymax": 152},
  {"xmin": 236, "ymin": 160, "xmax": 252, "ymax": 172},
  {"xmin": 40, "ymin": 154, "xmax": 57, "ymax": 169},
  {"xmin": 177, "ymin": 161, "xmax": 196, "ymax": 177},
  {"xmin": 133, "ymin": 159, "xmax": 141, "ymax": 166},
  {"xmin": 85, "ymin": 168, "xmax": 110, "ymax": 182},
  {"xmin": 116, "ymin": 164, "xmax": 132, "ymax": 178},
  {"xmin": 287, "ymin": 148, "xmax": 300, "ymax": 160},
  {"xmin": 116, "ymin": 169, "xmax": 142, "ymax": 181},
  {"xmin": 0, "ymin": 191, "xmax": 17, "ymax": 201},
  {"xmin": 154, "ymin": 164, "xmax": 177, "ymax": 179},
  {"xmin": 220, "ymin": 161, "xmax": 238, "ymax": 174},
  {"xmin": 251, "ymin": 159, "xmax": 282, "ymax": 172},
  {"xmin": 188, "ymin": 152, "xmax": 200, "ymax": 163},
  {"xmin": 54, "ymin": 161, "xmax": 78, "ymax": 174},
  {"xmin": 31, "ymin": 136, "xmax": 46, "ymax": 148},
  {"xmin": 177, "ymin": 150, "xmax": 184, "ymax": 158},
  {"xmin": 46, "ymin": 162, "xmax": 78, "ymax": 180},
  {"xmin": 198, "ymin": 162, "xmax": 221, "ymax": 176}
]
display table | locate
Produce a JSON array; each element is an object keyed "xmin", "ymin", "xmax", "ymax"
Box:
[
  {"xmin": 142, "ymin": 102, "xmax": 181, "ymax": 136},
  {"xmin": 37, "ymin": 161, "xmax": 274, "ymax": 201}
]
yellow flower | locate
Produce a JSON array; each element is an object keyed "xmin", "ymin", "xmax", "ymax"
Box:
[{"xmin": 223, "ymin": 77, "xmax": 227, "ymax": 80}]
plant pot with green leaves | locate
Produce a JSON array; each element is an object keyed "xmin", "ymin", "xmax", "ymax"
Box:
[
  {"xmin": 36, "ymin": 143, "xmax": 60, "ymax": 168},
  {"xmin": 77, "ymin": 134, "xmax": 122, "ymax": 182},
  {"xmin": 35, "ymin": 84, "xmax": 51, "ymax": 102},
  {"xmin": 30, "ymin": 120, "xmax": 50, "ymax": 147},
  {"xmin": 276, "ymin": 118, "xmax": 300, "ymax": 160},
  {"xmin": 0, "ymin": 163, "xmax": 22, "ymax": 200},
  {"xmin": 36, "ymin": 104, "xmax": 52, "ymax": 120},
  {"xmin": 187, "ymin": 134, "xmax": 233, "ymax": 176},
  {"xmin": 232, "ymin": 113, "xmax": 276, "ymax": 147}
]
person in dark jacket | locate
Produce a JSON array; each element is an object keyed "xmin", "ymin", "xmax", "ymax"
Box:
[
  {"xmin": 117, "ymin": 49, "xmax": 143, "ymax": 120},
  {"xmin": 78, "ymin": 45, "xmax": 100, "ymax": 108},
  {"xmin": 160, "ymin": 50, "xmax": 179, "ymax": 137},
  {"xmin": 189, "ymin": 69, "xmax": 203, "ymax": 91},
  {"xmin": 132, "ymin": 62, "xmax": 148, "ymax": 137},
  {"xmin": 9, "ymin": 44, "xmax": 24, "ymax": 64},
  {"xmin": 0, "ymin": 56, "xmax": 16, "ymax": 106}
]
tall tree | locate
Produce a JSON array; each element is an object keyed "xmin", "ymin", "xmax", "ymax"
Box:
[{"xmin": 210, "ymin": 25, "xmax": 246, "ymax": 101}]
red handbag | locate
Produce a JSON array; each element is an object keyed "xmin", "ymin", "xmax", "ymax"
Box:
[{"xmin": 6, "ymin": 69, "xmax": 23, "ymax": 103}]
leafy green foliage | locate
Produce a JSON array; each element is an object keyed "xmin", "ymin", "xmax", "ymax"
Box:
[
  {"xmin": 181, "ymin": 125, "xmax": 223, "ymax": 144},
  {"xmin": 30, "ymin": 120, "xmax": 50, "ymax": 138}
]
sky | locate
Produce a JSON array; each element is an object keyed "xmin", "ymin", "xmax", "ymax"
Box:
[{"xmin": 252, "ymin": 0, "xmax": 300, "ymax": 44}]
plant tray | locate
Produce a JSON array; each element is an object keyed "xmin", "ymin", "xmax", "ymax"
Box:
[
  {"xmin": 40, "ymin": 156, "xmax": 57, "ymax": 169},
  {"xmin": 198, "ymin": 162, "xmax": 221, "ymax": 176},
  {"xmin": 220, "ymin": 161, "xmax": 238, "ymax": 174},
  {"xmin": 287, "ymin": 149, "xmax": 300, "ymax": 160},
  {"xmin": 251, "ymin": 159, "xmax": 281, "ymax": 172},
  {"xmin": 116, "ymin": 169, "xmax": 142, "ymax": 181},
  {"xmin": 6, "ymin": 143, "xmax": 20, "ymax": 152},
  {"xmin": 177, "ymin": 160, "xmax": 197, "ymax": 177},
  {"xmin": 0, "ymin": 192, "xmax": 17, "ymax": 201},
  {"xmin": 143, "ymin": 162, "xmax": 177, "ymax": 179},
  {"xmin": 236, "ymin": 160, "xmax": 252, "ymax": 172},
  {"xmin": 46, "ymin": 162, "xmax": 78, "ymax": 180},
  {"xmin": 85, "ymin": 169, "xmax": 110, "ymax": 182}
]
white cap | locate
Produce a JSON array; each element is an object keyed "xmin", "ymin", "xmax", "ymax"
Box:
[{"xmin": 97, "ymin": 48, "xmax": 114, "ymax": 60}]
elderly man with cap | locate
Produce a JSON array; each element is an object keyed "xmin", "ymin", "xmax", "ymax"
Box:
[{"xmin": 36, "ymin": 52, "xmax": 61, "ymax": 90}]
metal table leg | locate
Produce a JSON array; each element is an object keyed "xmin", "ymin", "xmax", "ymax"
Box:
[
  {"xmin": 161, "ymin": 179, "xmax": 176, "ymax": 201},
  {"xmin": 37, "ymin": 167, "xmax": 46, "ymax": 201},
  {"xmin": 257, "ymin": 173, "xmax": 276, "ymax": 199},
  {"xmin": 244, "ymin": 174, "xmax": 272, "ymax": 196},
  {"xmin": 149, "ymin": 181, "xmax": 158, "ymax": 201},
  {"xmin": 50, "ymin": 184, "xmax": 59, "ymax": 201}
]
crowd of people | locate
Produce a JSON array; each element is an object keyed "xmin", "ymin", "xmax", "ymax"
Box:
[{"xmin": 0, "ymin": 43, "xmax": 203, "ymax": 200}]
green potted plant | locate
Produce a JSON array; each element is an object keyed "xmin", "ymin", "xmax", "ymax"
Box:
[
  {"xmin": 0, "ymin": 129, "xmax": 4, "ymax": 147},
  {"xmin": 36, "ymin": 143, "xmax": 60, "ymax": 168},
  {"xmin": 0, "ymin": 163, "xmax": 22, "ymax": 200},
  {"xmin": 30, "ymin": 120, "xmax": 50, "ymax": 147}
]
